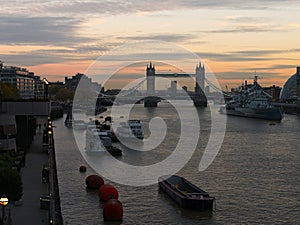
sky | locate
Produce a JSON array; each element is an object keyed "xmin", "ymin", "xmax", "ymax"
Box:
[{"xmin": 0, "ymin": 0, "xmax": 300, "ymax": 89}]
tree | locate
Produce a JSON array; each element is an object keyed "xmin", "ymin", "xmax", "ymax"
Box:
[
  {"xmin": 0, "ymin": 82, "xmax": 20, "ymax": 100},
  {"xmin": 0, "ymin": 153, "xmax": 14, "ymax": 169},
  {"xmin": 55, "ymin": 88, "xmax": 75, "ymax": 102},
  {"xmin": 0, "ymin": 168, "xmax": 23, "ymax": 201},
  {"xmin": 48, "ymin": 84, "xmax": 63, "ymax": 97}
]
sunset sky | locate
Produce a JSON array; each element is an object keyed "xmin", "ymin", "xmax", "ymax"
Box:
[{"xmin": 1, "ymin": 0, "xmax": 300, "ymax": 89}]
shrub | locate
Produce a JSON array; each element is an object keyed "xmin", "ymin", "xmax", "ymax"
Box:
[
  {"xmin": 0, "ymin": 168, "xmax": 23, "ymax": 201},
  {"xmin": 0, "ymin": 153, "xmax": 14, "ymax": 169}
]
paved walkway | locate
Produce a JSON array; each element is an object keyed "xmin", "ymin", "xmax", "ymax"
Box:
[{"xmin": 9, "ymin": 127, "xmax": 49, "ymax": 225}]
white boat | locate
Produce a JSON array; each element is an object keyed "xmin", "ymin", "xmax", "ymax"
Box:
[
  {"xmin": 85, "ymin": 126, "xmax": 107, "ymax": 153},
  {"xmin": 85, "ymin": 125, "xmax": 122, "ymax": 156},
  {"xmin": 115, "ymin": 120, "xmax": 144, "ymax": 141}
]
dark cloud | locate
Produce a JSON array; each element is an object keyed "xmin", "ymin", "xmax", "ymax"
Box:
[
  {"xmin": 215, "ymin": 71, "xmax": 281, "ymax": 80},
  {"xmin": 118, "ymin": 34, "xmax": 196, "ymax": 43},
  {"xmin": 0, "ymin": 16, "xmax": 93, "ymax": 45},
  {"xmin": 230, "ymin": 50, "xmax": 285, "ymax": 56},
  {"xmin": 0, "ymin": 44, "xmax": 110, "ymax": 66},
  {"xmin": 196, "ymin": 50, "xmax": 296, "ymax": 62},
  {"xmin": 3, "ymin": 0, "xmax": 300, "ymax": 16},
  {"xmin": 196, "ymin": 52, "xmax": 268, "ymax": 62},
  {"xmin": 270, "ymin": 64, "xmax": 298, "ymax": 69},
  {"xmin": 225, "ymin": 16, "xmax": 267, "ymax": 23},
  {"xmin": 0, "ymin": 53, "xmax": 65, "ymax": 66},
  {"xmin": 205, "ymin": 25, "xmax": 275, "ymax": 34}
]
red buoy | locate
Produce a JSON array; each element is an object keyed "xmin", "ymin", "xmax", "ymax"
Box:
[
  {"xmin": 99, "ymin": 184, "xmax": 119, "ymax": 201},
  {"xmin": 103, "ymin": 199, "xmax": 123, "ymax": 221},
  {"xmin": 85, "ymin": 175, "xmax": 104, "ymax": 189},
  {"xmin": 79, "ymin": 165, "xmax": 87, "ymax": 172}
]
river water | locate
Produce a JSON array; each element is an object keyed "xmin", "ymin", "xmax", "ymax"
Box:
[{"xmin": 53, "ymin": 103, "xmax": 300, "ymax": 225}]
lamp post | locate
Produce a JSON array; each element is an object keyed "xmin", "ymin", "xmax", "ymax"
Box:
[
  {"xmin": 0, "ymin": 195, "xmax": 8, "ymax": 224},
  {"xmin": 43, "ymin": 78, "xmax": 49, "ymax": 100}
]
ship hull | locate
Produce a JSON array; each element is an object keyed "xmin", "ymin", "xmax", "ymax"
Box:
[{"xmin": 221, "ymin": 107, "xmax": 283, "ymax": 121}]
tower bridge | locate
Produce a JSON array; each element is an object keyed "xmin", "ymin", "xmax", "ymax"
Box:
[
  {"xmin": 97, "ymin": 63, "xmax": 221, "ymax": 107},
  {"xmin": 145, "ymin": 62, "xmax": 207, "ymax": 107}
]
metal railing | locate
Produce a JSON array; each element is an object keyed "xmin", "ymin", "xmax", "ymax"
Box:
[{"xmin": 48, "ymin": 124, "xmax": 63, "ymax": 225}]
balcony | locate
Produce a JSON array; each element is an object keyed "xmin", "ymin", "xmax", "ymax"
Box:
[{"xmin": 0, "ymin": 138, "xmax": 17, "ymax": 151}]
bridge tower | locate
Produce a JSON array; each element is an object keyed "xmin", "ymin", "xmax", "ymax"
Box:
[
  {"xmin": 144, "ymin": 62, "xmax": 158, "ymax": 107},
  {"xmin": 146, "ymin": 62, "xmax": 155, "ymax": 95},
  {"xmin": 195, "ymin": 62, "xmax": 205, "ymax": 94},
  {"xmin": 193, "ymin": 62, "xmax": 207, "ymax": 107}
]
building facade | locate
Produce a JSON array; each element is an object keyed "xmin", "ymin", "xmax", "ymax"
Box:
[{"xmin": 0, "ymin": 61, "xmax": 45, "ymax": 99}]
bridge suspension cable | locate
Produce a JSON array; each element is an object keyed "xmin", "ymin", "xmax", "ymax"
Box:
[
  {"xmin": 97, "ymin": 78, "xmax": 146, "ymax": 98},
  {"xmin": 118, "ymin": 78, "xmax": 146, "ymax": 97},
  {"xmin": 205, "ymin": 78, "xmax": 232, "ymax": 97}
]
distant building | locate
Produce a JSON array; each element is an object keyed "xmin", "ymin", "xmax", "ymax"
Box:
[
  {"xmin": 205, "ymin": 86, "xmax": 210, "ymax": 95},
  {"xmin": 263, "ymin": 85, "xmax": 281, "ymax": 101},
  {"xmin": 280, "ymin": 67, "xmax": 300, "ymax": 100},
  {"xmin": 0, "ymin": 61, "xmax": 45, "ymax": 99},
  {"xmin": 0, "ymin": 114, "xmax": 17, "ymax": 152},
  {"xmin": 64, "ymin": 72, "xmax": 102, "ymax": 92},
  {"xmin": 49, "ymin": 81, "xmax": 64, "ymax": 86},
  {"xmin": 34, "ymin": 76, "xmax": 46, "ymax": 99},
  {"xmin": 65, "ymin": 73, "xmax": 90, "ymax": 91}
]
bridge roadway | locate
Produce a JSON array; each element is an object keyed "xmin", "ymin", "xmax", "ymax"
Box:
[{"xmin": 155, "ymin": 73, "xmax": 194, "ymax": 77}]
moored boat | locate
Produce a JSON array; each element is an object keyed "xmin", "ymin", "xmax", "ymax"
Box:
[
  {"xmin": 85, "ymin": 126, "xmax": 106, "ymax": 154},
  {"xmin": 106, "ymin": 146, "xmax": 122, "ymax": 156},
  {"xmin": 115, "ymin": 120, "xmax": 144, "ymax": 141},
  {"xmin": 220, "ymin": 76, "xmax": 283, "ymax": 121},
  {"xmin": 158, "ymin": 175, "xmax": 215, "ymax": 211},
  {"xmin": 85, "ymin": 125, "xmax": 122, "ymax": 156}
]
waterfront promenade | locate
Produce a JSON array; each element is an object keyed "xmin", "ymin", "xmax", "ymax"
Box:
[{"xmin": 9, "ymin": 129, "xmax": 49, "ymax": 225}]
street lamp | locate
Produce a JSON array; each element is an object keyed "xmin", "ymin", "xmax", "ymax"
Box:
[
  {"xmin": 0, "ymin": 195, "xmax": 8, "ymax": 224},
  {"xmin": 43, "ymin": 78, "xmax": 49, "ymax": 99}
]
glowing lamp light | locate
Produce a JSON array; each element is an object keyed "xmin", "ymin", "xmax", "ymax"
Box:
[
  {"xmin": 0, "ymin": 196, "xmax": 8, "ymax": 206},
  {"xmin": 43, "ymin": 78, "xmax": 49, "ymax": 85},
  {"xmin": 48, "ymin": 130, "xmax": 52, "ymax": 135}
]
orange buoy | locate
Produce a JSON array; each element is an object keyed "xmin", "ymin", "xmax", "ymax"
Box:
[
  {"xmin": 103, "ymin": 199, "xmax": 123, "ymax": 221},
  {"xmin": 85, "ymin": 175, "xmax": 104, "ymax": 189},
  {"xmin": 79, "ymin": 165, "xmax": 87, "ymax": 172},
  {"xmin": 99, "ymin": 184, "xmax": 119, "ymax": 201}
]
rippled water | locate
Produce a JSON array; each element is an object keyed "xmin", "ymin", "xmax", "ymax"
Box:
[{"xmin": 53, "ymin": 103, "xmax": 300, "ymax": 225}]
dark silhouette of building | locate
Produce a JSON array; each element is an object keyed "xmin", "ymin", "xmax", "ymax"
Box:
[{"xmin": 281, "ymin": 67, "xmax": 300, "ymax": 100}]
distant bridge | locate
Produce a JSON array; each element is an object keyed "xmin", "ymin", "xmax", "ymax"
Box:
[{"xmin": 98, "ymin": 62, "xmax": 229, "ymax": 107}]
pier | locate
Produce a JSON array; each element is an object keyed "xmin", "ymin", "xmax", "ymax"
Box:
[{"xmin": 272, "ymin": 102, "xmax": 300, "ymax": 114}]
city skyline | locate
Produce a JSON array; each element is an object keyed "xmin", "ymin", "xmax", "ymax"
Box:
[{"xmin": 0, "ymin": 1, "xmax": 300, "ymax": 89}]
